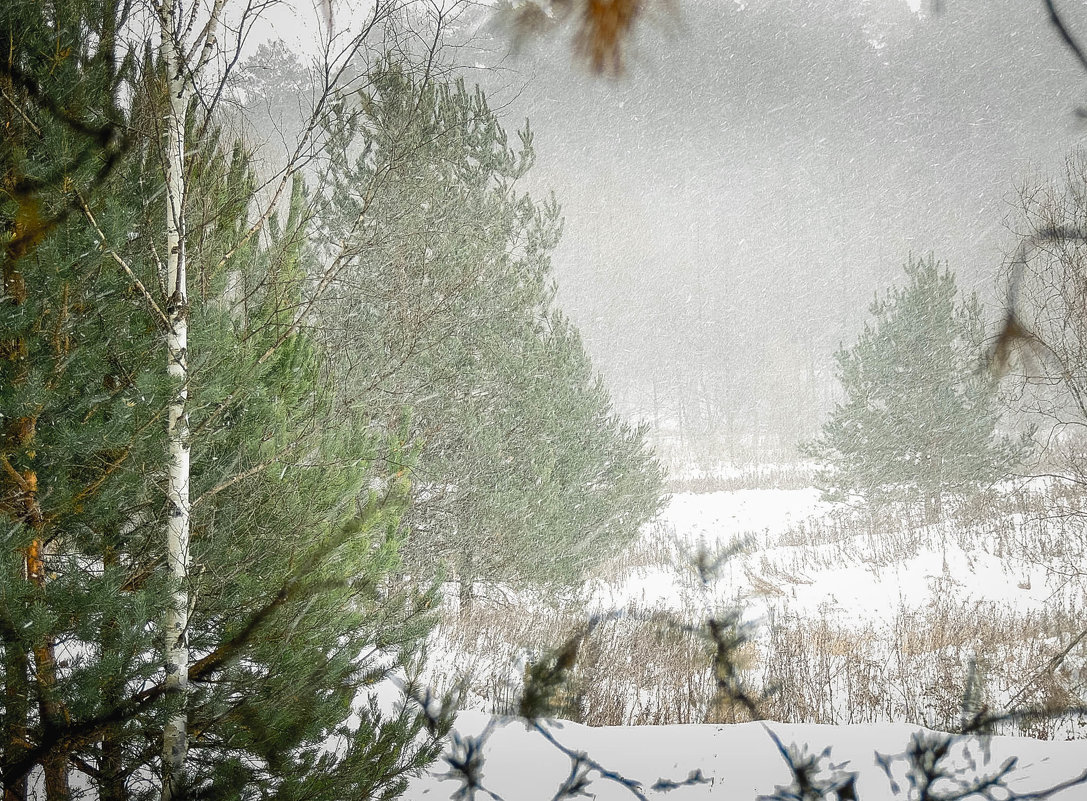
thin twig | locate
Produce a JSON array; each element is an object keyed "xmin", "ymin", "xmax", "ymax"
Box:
[
  {"xmin": 1005, "ymin": 628, "xmax": 1087, "ymax": 711},
  {"xmin": 74, "ymin": 188, "xmax": 170, "ymax": 330},
  {"xmin": 1, "ymin": 87, "xmax": 42, "ymax": 137},
  {"xmin": 1011, "ymin": 767, "xmax": 1087, "ymax": 800},
  {"xmin": 1044, "ymin": 0, "xmax": 1087, "ymax": 74},
  {"xmin": 191, "ymin": 438, "xmax": 305, "ymax": 508},
  {"xmin": 531, "ymin": 721, "xmax": 649, "ymax": 801}
]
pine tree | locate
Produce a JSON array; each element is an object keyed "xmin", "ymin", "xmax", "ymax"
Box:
[
  {"xmin": 440, "ymin": 311, "xmax": 663, "ymax": 594},
  {"xmin": 177, "ymin": 144, "xmax": 447, "ymax": 800},
  {"xmin": 804, "ymin": 254, "xmax": 1030, "ymax": 518},
  {"xmin": 2, "ymin": 4, "xmax": 448, "ymax": 797},
  {"xmin": 2, "ymin": 3, "xmax": 165, "ymax": 797},
  {"xmin": 318, "ymin": 61, "xmax": 664, "ymax": 601}
]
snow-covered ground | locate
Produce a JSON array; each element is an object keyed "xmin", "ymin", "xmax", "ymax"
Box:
[
  {"xmin": 411, "ymin": 485, "xmax": 1087, "ymax": 799},
  {"xmin": 409, "ymin": 711, "xmax": 1087, "ymax": 799},
  {"xmin": 595, "ymin": 488, "xmax": 1057, "ymax": 623}
]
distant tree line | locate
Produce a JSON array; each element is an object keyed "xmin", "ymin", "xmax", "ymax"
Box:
[{"xmin": 466, "ymin": 0, "xmax": 1087, "ymax": 466}]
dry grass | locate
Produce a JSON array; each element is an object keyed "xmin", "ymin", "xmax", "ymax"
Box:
[
  {"xmin": 428, "ymin": 597, "xmax": 721, "ymax": 726},
  {"xmin": 758, "ymin": 599, "xmax": 1087, "ymax": 738},
  {"xmin": 424, "ymin": 476, "xmax": 1087, "ymax": 738},
  {"xmin": 666, "ymin": 463, "xmax": 819, "ymax": 494}
]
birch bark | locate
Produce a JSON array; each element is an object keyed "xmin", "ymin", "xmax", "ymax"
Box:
[
  {"xmin": 148, "ymin": 2, "xmax": 391, "ymax": 794},
  {"xmin": 159, "ymin": 5, "xmax": 191, "ymax": 798}
]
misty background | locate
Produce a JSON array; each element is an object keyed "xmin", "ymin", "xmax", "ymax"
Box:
[{"xmin": 402, "ymin": 0, "xmax": 1087, "ymax": 462}]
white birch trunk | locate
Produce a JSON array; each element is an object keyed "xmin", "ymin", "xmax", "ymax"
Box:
[
  {"xmin": 147, "ymin": 2, "xmax": 351, "ymax": 794},
  {"xmin": 160, "ymin": 7, "xmax": 191, "ymax": 798}
]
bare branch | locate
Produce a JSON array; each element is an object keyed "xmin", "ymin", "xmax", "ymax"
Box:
[
  {"xmin": 1044, "ymin": 0, "xmax": 1087, "ymax": 75},
  {"xmin": 190, "ymin": 438, "xmax": 306, "ymax": 508},
  {"xmin": 74, "ymin": 188, "xmax": 171, "ymax": 329}
]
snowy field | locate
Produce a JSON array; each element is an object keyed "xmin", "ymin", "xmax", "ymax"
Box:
[{"xmin": 410, "ymin": 482, "xmax": 1087, "ymax": 799}]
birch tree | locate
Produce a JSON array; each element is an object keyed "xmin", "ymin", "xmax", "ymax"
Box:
[
  {"xmin": 154, "ymin": 4, "xmax": 200, "ymax": 796},
  {"xmin": 148, "ymin": 1, "xmax": 441, "ymax": 793}
]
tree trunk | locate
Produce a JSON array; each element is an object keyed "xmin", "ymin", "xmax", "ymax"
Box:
[
  {"xmin": 4, "ymin": 455, "xmax": 68, "ymax": 799},
  {"xmin": 2, "ymin": 624, "xmax": 28, "ymax": 801},
  {"xmin": 100, "ymin": 545, "xmax": 126, "ymax": 801},
  {"xmin": 160, "ymin": 10, "xmax": 191, "ymax": 799},
  {"xmin": 28, "ymin": 540, "xmax": 70, "ymax": 801},
  {"xmin": 1, "ymin": 263, "xmax": 30, "ymax": 801},
  {"xmin": 458, "ymin": 548, "xmax": 474, "ymax": 614},
  {"xmin": 33, "ymin": 642, "xmax": 69, "ymax": 801}
]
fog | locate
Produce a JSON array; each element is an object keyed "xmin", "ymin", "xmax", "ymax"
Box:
[{"xmin": 440, "ymin": 0, "xmax": 1087, "ymax": 458}]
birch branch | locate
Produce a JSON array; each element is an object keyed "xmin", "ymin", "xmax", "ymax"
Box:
[
  {"xmin": 187, "ymin": 0, "xmax": 228, "ymax": 70},
  {"xmin": 75, "ymin": 188, "xmax": 171, "ymax": 329},
  {"xmin": 202, "ymin": 0, "xmax": 394, "ymax": 277}
]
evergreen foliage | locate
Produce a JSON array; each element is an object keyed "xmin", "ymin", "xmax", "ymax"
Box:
[
  {"xmin": 1, "ymin": 3, "xmax": 448, "ymax": 798},
  {"xmin": 318, "ymin": 61, "xmax": 664, "ymax": 597},
  {"xmin": 2, "ymin": 3, "xmax": 165, "ymax": 796},
  {"xmin": 803, "ymin": 254, "xmax": 1030, "ymax": 517},
  {"xmin": 179, "ymin": 153, "xmax": 446, "ymax": 800}
]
